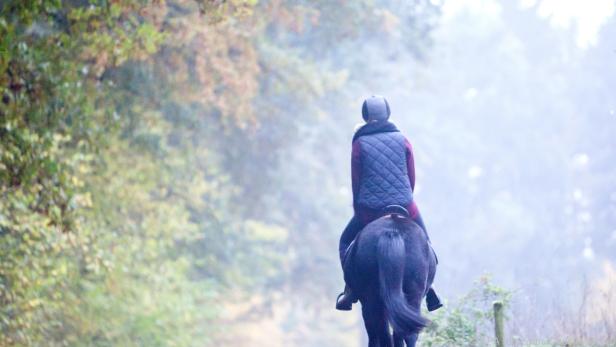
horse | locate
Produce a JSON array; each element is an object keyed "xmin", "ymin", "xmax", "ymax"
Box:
[{"xmin": 343, "ymin": 205, "xmax": 437, "ymax": 347}]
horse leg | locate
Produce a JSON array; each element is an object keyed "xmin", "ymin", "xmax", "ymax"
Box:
[
  {"xmin": 404, "ymin": 333, "xmax": 418, "ymax": 347},
  {"xmin": 376, "ymin": 309, "xmax": 393, "ymax": 347},
  {"xmin": 393, "ymin": 332, "xmax": 405, "ymax": 347},
  {"xmin": 393, "ymin": 331, "xmax": 418, "ymax": 347},
  {"xmin": 398, "ymin": 288, "xmax": 424, "ymax": 347},
  {"xmin": 361, "ymin": 299, "xmax": 382, "ymax": 347},
  {"xmin": 393, "ymin": 328, "xmax": 418, "ymax": 347}
]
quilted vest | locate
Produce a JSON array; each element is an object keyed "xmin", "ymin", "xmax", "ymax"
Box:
[{"xmin": 356, "ymin": 131, "xmax": 413, "ymax": 210}]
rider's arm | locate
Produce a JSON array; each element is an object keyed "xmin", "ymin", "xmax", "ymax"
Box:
[
  {"xmin": 404, "ymin": 138, "xmax": 416, "ymax": 191},
  {"xmin": 351, "ymin": 141, "xmax": 362, "ymax": 207}
]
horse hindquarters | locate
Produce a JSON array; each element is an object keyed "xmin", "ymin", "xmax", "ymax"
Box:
[{"xmin": 377, "ymin": 230, "xmax": 428, "ymax": 337}]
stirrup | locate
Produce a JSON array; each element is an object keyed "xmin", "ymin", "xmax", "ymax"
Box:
[
  {"xmin": 426, "ymin": 289, "xmax": 443, "ymax": 312},
  {"xmin": 335, "ymin": 292, "xmax": 354, "ymax": 311}
]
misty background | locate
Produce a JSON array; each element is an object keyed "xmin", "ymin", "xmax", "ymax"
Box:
[
  {"xmin": 1, "ymin": 0, "xmax": 615, "ymax": 346},
  {"xmin": 278, "ymin": 0, "xmax": 616, "ymax": 344}
]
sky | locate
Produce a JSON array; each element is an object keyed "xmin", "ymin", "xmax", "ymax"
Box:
[{"xmin": 444, "ymin": 0, "xmax": 616, "ymax": 48}]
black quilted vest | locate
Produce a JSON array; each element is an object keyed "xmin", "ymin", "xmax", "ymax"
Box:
[{"xmin": 354, "ymin": 123, "xmax": 413, "ymax": 210}]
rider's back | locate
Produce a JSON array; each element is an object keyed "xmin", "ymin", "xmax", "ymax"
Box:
[{"xmin": 355, "ymin": 131, "xmax": 413, "ymax": 211}]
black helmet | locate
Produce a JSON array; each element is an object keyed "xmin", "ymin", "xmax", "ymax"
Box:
[{"xmin": 362, "ymin": 95, "xmax": 391, "ymax": 122}]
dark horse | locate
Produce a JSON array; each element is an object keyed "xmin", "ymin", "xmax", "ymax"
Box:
[{"xmin": 343, "ymin": 205, "xmax": 437, "ymax": 347}]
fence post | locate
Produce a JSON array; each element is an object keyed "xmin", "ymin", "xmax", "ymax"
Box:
[{"xmin": 493, "ymin": 301, "xmax": 505, "ymax": 347}]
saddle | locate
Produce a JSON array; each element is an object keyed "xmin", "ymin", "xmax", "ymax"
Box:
[{"xmin": 342, "ymin": 205, "xmax": 437, "ymax": 268}]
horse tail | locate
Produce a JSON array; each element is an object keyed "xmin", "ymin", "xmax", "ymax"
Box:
[{"xmin": 377, "ymin": 227, "xmax": 428, "ymax": 336}]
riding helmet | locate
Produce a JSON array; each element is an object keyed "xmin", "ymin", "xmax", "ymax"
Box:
[{"xmin": 362, "ymin": 95, "xmax": 391, "ymax": 122}]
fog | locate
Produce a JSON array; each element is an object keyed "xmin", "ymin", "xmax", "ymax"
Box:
[
  {"xmin": 3, "ymin": 0, "xmax": 615, "ymax": 346},
  {"xmin": 272, "ymin": 0, "xmax": 616, "ymax": 344}
]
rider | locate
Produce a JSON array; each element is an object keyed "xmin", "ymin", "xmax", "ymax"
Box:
[{"xmin": 336, "ymin": 95, "xmax": 443, "ymax": 312}]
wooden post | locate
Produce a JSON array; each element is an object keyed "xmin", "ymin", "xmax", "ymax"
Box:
[{"xmin": 493, "ymin": 301, "xmax": 505, "ymax": 347}]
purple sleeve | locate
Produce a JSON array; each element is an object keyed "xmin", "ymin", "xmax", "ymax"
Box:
[
  {"xmin": 405, "ymin": 138, "xmax": 416, "ymax": 191},
  {"xmin": 351, "ymin": 141, "xmax": 362, "ymax": 206}
]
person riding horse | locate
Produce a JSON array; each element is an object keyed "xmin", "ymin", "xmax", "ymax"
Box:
[{"xmin": 336, "ymin": 95, "xmax": 443, "ymax": 312}]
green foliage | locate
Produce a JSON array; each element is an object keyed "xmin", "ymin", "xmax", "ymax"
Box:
[
  {"xmin": 421, "ymin": 275, "xmax": 512, "ymax": 347},
  {"xmin": 0, "ymin": 1, "xmax": 229, "ymax": 345}
]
